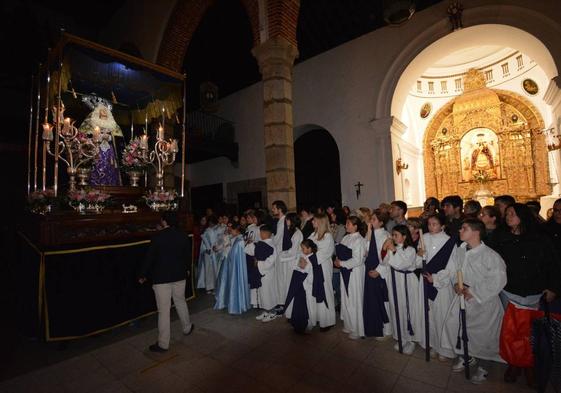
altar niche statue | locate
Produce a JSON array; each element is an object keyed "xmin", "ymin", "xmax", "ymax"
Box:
[
  {"xmin": 460, "ymin": 129, "xmax": 501, "ymax": 182},
  {"xmin": 79, "ymin": 97, "xmax": 123, "ymax": 186}
]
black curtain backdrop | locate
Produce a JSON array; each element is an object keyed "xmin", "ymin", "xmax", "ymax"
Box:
[{"xmin": 18, "ymin": 237, "xmax": 194, "ymax": 340}]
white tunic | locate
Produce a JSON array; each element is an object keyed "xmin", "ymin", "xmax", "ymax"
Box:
[
  {"xmin": 246, "ymin": 223, "xmax": 261, "ymax": 242},
  {"xmin": 383, "ymin": 244, "xmax": 421, "ymax": 343},
  {"xmin": 277, "ymin": 229, "xmax": 304, "ymax": 305},
  {"xmin": 415, "ymin": 232, "xmax": 456, "ymax": 357},
  {"xmin": 273, "ymin": 215, "xmax": 287, "ymax": 306},
  {"xmin": 365, "ymin": 228, "xmax": 392, "ymax": 337},
  {"xmin": 308, "ymin": 232, "xmax": 336, "ymax": 328},
  {"xmin": 284, "ymin": 254, "xmax": 315, "ymax": 330},
  {"xmin": 339, "ymin": 232, "xmax": 366, "ymax": 337},
  {"xmin": 437, "ymin": 242, "xmax": 507, "ymax": 362},
  {"xmin": 245, "ymin": 238, "xmax": 278, "ymax": 311}
]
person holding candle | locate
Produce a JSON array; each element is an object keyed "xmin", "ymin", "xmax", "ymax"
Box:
[
  {"xmin": 433, "ymin": 219, "xmax": 507, "ymax": 379},
  {"xmin": 382, "ymin": 225, "xmax": 421, "ymax": 355},
  {"xmin": 418, "ymin": 214, "xmax": 457, "ymax": 361}
]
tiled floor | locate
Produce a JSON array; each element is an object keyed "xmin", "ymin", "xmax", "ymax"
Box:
[{"xmin": 0, "ymin": 300, "xmax": 542, "ymax": 393}]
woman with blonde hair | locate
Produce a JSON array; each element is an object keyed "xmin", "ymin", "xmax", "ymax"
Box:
[{"xmin": 308, "ymin": 213, "xmax": 336, "ymax": 330}]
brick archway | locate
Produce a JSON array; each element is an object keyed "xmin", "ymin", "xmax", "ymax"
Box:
[
  {"xmin": 157, "ymin": 0, "xmax": 300, "ymax": 72},
  {"xmin": 157, "ymin": 0, "xmax": 260, "ymax": 71}
]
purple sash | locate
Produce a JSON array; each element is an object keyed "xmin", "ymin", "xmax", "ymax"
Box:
[
  {"xmin": 363, "ymin": 233, "xmax": 389, "ymax": 337},
  {"xmin": 423, "ymin": 237, "xmax": 455, "ymax": 300},
  {"xmin": 247, "ymin": 241, "xmax": 274, "ymax": 289},
  {"xmin": 336, "ymin": 244, "xmax": 352, "ymax": 295},
  {"xmin": 284, "ymin": 270, "xmax": 309, "ymax": 331},
  {"xmin": 282, "ymin": 219, "xmax": 292, "ymax": 252},
  {"xmin": 308, "ymin": 253, "xmax": 327, "ymax": 306}
]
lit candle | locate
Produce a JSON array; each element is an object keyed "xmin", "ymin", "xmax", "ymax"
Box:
[
  {"xmin": 140, "ymin": 134, "xmax": 148, "ymax": 149},
  {"xmin": 92, "ymin": 126, "xmax": 101, "ymax": 142},
  {"xmin": 42, "ymin": 123, "xmax": 53, "ymax": 141},
  {"xmin": 158, "ymin": 125, "xmax": 164, "ymax": 140},
  {"xmin": 170, "ymin": 139, "xmax": 178, "ymax": 153},
  {"xmin": 62, "ymin": 117, "xmax": 71, "ymax": 136}
]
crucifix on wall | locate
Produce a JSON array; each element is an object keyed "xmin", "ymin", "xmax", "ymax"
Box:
[{"xmin": 354, "ymin": 181, "xmax": 363, "ymax": 199}]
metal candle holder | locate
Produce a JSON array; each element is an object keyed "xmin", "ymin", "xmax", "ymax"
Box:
[
  {"xmin": 139, "ymin": 125, "xmax": 178, "ymax": 191},
  {"xmin": 42, "ymin": 107, "xmax": 101, "ymax": 191}
]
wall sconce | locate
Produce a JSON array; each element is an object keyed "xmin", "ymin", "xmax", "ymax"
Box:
[
  {"xmin": 354, "ymin": 181, "xmax": 364, "ymax": 199},
  {"xmin": 396, "ymin": 158, "xmax": 409, "ymax": 175}
]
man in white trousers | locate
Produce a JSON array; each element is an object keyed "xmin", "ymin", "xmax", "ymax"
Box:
[{"xmin": 138, "ymin": 211, "xmax": 194, "ymax": 352}]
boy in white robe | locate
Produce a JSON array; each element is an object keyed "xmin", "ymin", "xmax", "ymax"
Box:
[
  {"xmin": 271, "ymin": 200, "xmax": 289, "ymax": 313},
  {"xmin": 245, "ymin": 225, "xmax": 279, "ymax": 322},
  {"xmin": 417, "ymin": 214, "xmax": 457, "ymax": 361},
  {"xmin": 427, "ymin": 218, "xmax": 507, "ymax": 379}
]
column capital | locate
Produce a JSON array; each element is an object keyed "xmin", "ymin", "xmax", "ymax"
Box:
[
  {"xmin": 544, "ymin": 76, "xmax": 561, "ymax": 106},
  {"xmin": 252, "ymin": 36, "xmax": 299, "ymax": 73}
]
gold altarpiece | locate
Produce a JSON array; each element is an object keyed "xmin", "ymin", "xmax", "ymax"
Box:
[{"xmin": 423, "ymin": 69, "xmax": 551, "ymax": 201}]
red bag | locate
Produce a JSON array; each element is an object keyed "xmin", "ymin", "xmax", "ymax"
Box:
[{"xmin": 500, "ymin": 302, "xmax": 561, "ymax": 367}]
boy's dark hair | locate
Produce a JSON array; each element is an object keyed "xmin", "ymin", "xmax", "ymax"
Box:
[
  {"xmin": 259, "ymin": 224, "xmax": 273, "ymax": 234},
  {"xmin": 495, "ymin": 195, "xmax": 516, "ymax": 206},
  {"xmin": 441, "ymin": 195, "xmax": 463, "ymax": 209},
  {"xmin": 230, "ymin": 222, "xmax": 242, "ymax": 232},
  {"xmin": 392, "ymin": 224, "xmax": 414, "ymax": 249},
  {"xmin": 162, "ymin": 211, "xmax": 179, "ymax": 227},
  {"xmin": 464, "ymin": 200, "xmax": 482, "ymax": 216},
  {"xmin": 272, "ymin": 200, "xmax": 288, "ymax": 214},
  {"xmin": 391, "ymin": 200, "xmax": 408, "ymax": 215},
  {"xmin": 461, "ymin": 218, "xmax": 486, "ymax": 236},
  {"xmin": 300, "ymin": 239, "xmax": 318, "ymax": 253}
]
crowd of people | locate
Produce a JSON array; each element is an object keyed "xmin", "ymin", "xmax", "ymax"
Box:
[{"xmin": 160, "ymin": 195, "xmax": 561, "ymax": 386}]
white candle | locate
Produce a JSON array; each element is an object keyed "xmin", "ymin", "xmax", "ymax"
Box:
[
  {"xmin": 42, "ymin": 123, "xmax": 53, "ymax": 141},
  {"xmin": 92, "ymin": 126, "xmax": 101, "ymax": 142},
  {"xmin": 158, "ymin": 125, "xmax": 164, "ymax": 140},
  {"xmin": 170, "ymin": 139, "xmax": 178, "ymax": 153},
  {"xmin": 62, "ymin": 117, "xmax": 71, "ymax": 136},
  {"xmin": 140, "ymin": 134, "xmax": 148, "ymax": 149}
]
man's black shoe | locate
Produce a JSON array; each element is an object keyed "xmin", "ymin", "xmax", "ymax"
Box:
[
  {"xmin": 149, "ymin": 343, "xmax": 168, "ymax": 352},
  {"xmin": 184, "ymin": 324, "xmax": 195, "ymax": 336}
]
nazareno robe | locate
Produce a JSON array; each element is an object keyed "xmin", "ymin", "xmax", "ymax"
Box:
[
  {"xmin": 338, "ymin": 232, "xmax": 366, "ymax": 337},
  {"xmin": 277, "ymin": 229, "xmax": 304, "ymax": 308},
  {"xmin": 363, "ymin": 228, "xmax": 391, "ymax": 337},
  {"xmin": 383, "ymin": 244, "xmax": 421, "ymax": 343},
  {"xmin": 245, "ymin": 239, "xmax": 278, "ymax": 310},
  {"xmin": 415, "ymin": 232, "xmax": 456, "ymax": 356},
  {"xmin": 214, "ymin": 235, "xmax": 251, "ymax": 315},
  {"xmin": 437, "ymin": 242, "xmax": 507, "ymax": 362},
  {"xmin": 197, "ymin": 226, "xmax": 219, "ymax": 291},
  {"xmin": 308, "ymin": 232, "xmax": 336, "ymax": 328},
  {"xmin": 284, "ymin": 267, "xmax": 310, "ymax": 332}
]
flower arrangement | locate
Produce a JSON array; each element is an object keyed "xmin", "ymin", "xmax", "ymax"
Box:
[
  {"xmin": 28, "ymin": 189, "xmax": 56, "ymax": 214},
  {"xmin": 144, "ymin": 190, "xmax": 178, "ymax": 211},
  {"xmin": 68, "ymin": 188, "xmax": 111, "ymax": 213},
  {"xmin": 472, "ymin": 170, "xmax": 491, "ymax": 184},
  {"xmin": 121, "ymin": 137, "xmax": 146, "ymax": 172}
]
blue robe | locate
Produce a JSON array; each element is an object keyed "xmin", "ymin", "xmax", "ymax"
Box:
[
  {"xmin": 214, "ymin": 235, "xmax": 251, "ymax": 314},
  {"xmin": 197, "ymin": 227, "xmax": 219, "ymax": 290},
  {"xmin": 284, "ymin": 270, "xmax": 309, "ymax": 331},
  {"xmin": 363, "ymin": 233, "xmax": 389, "ymax": 337}
]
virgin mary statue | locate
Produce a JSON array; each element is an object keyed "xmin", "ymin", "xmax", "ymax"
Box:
[{"xmin": 79, "ymin": 96, "xmax": 123, "ymax": 186}]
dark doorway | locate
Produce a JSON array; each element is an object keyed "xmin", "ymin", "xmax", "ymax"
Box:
[
  {"xmin": 294, "ymin": 129, "xmax": 342, "ymax": 209},
  {"xmin": 237, "ymin": 191, "xmax": 262, "ymax": 213},
  {"xmin": 191, "ymin": 183, "xmax": 223, "ymax": 216}
]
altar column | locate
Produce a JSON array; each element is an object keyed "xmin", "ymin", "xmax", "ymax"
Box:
[
  {"xmin": 252, "ymin": 37, "xmax": 299, "ymax": 211},
  {"xmin": 369, "ymin": 117, "xmax": 398, "ymax": 205},
  {"xmin": 542, "ymin": 76, "xmax": 561, "ymax": 213}
]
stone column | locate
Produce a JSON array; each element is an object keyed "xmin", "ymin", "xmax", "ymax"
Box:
[{"xmin": 252, "ymin": 36, "xmax": 299, "ymax": 211}]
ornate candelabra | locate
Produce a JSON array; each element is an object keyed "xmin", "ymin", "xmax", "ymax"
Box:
[
  {"xmin": 139, "ymin": 124, "xmax": 179, "ymax": 191},
  {"xmin": 42, "ymin": 106, "xmax": 101, "ymax": 191}
]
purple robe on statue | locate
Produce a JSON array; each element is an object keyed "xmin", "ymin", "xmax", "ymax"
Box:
[{"xmin": 90, "ymin": 138, "xmax": 121, "ymax": 186}]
